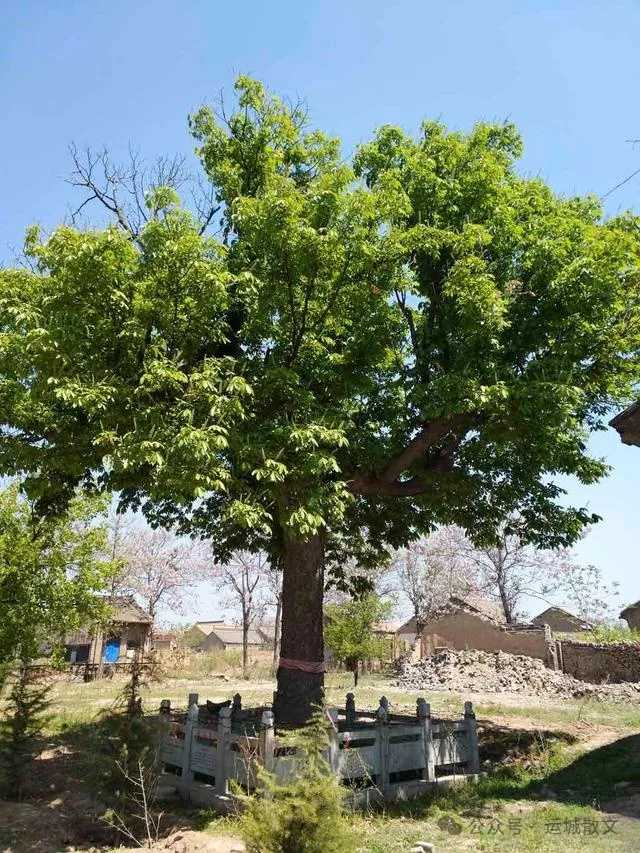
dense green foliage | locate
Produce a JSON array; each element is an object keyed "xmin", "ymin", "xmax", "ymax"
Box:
[
  {"xmin": 2, "ymin": 78, "xmax": 639, "ymax": 566},
  {"xmin": 0, "ymin": 483, "xmax": 114, "ymax": 672},
  {"xmin": 325, "ymin": 595, "xmax": 391, "ymax": 683},
  {"xmin": 237, "ymin": 712, "xmax": 356, "ymax": 853}
]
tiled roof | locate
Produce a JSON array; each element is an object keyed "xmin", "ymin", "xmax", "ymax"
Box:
[
  {"xmin": 194, "ymin": 620, "xmax": 226, "ymax": 636},
  {"xmin": 610, "ymin": 403, "xmax": 640, "ymax": 446},
  {"xmin": 449, "ymin": 593, "xmax": 505, "ymax": 622},
  {"xmin": 531, "ymin": 606, "xmax": 592, "ymax": 628},
  {"xmin": 208, "ymin": 625, "xmax": 266, "ymax": 645},
  {"xmin": 108, "ymin": 596, "xmax": 152, "ymax": 624},
  {"xmin": 373, "ymin": 620, "xmax": 406, "ymax": 634}
]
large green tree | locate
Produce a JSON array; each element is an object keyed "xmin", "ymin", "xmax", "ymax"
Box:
[{"xmin": 1, "ymin": 78, "xmax": 640, "ymax": 722}]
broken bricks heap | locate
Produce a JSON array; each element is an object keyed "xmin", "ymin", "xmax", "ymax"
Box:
[
  {"xmin": 157, "ymin": 690, "xmax": 480, "ymax": 810},
  {"xmin": 397, "ymin": 648, "xmax": 640, "ymax": 701}
]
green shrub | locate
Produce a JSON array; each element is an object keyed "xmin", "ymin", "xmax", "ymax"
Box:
[
  {"xmin": 574, "ymin": 625, "xmax": 640, "ymax": 645},
  {"xmin": 237, "ymin": 711, "xmax": 356, "ymax": 853},
  {"xmin": 0, "ymin": 658, "xmax": 51, "ymax": 799}
]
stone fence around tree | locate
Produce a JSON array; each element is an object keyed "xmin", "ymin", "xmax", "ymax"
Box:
[
  {"xmin": 557, "ymin": 639, "xmax": 640, "ymax": 683},
  {"xmin": 156, "ymin": 691, "xmax": 481, "ymax": 811}
]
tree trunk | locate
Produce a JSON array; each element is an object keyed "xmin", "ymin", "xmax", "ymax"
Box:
[
  {"xmin": 496, "ymin": 571, "xmax": 514, "ymax": 624},
  {"xmin": 273, "ymin": 530, "xmax": 325, "ymax": 726},
  {"xmin": 271, "ymin": 592, "xmax": 282, "ymax": 676},
  {"xmin": 242, "ymin": 606, "xmax": 249, "ymax": 677}
]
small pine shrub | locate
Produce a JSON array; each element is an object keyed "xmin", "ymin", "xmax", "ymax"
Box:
[
  {"xmin": 236, "ymin": 711, "xmax": 356, "ymax": 853},
  {"xmin": 0, "ymin": 658, "xmax": 51, "ymax": 799},
  {"xmin": 97, "ymin": 657, "xmax": 163, "ymax": 843}
]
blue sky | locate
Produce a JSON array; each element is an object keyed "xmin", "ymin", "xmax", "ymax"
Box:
[{"xmin": 2, "ymin": 1, "xmax": 639, "ymax": 619}]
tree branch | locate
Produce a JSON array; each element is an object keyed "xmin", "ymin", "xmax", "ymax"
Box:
[{"xmin": 348, "ymin": 413, "xmax": 473, "ymax": 497}]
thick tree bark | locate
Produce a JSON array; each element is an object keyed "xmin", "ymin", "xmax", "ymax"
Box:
[
  {"xmin": 273, "ymin": 530, "xmax": 325, "ymax": 726},
  {"xmin": 271, "ymin": 592, "xmax": 282, "ymax": 676}
]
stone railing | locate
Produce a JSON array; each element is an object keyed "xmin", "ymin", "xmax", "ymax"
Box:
[{"xmin": 157, "ymin": 691, "xmax": 480, "ymax": 810}]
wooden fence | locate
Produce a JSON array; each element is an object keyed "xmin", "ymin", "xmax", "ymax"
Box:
[{"xmin": 157, "ymin": 691, "xmax": 480, "ymax": 809}]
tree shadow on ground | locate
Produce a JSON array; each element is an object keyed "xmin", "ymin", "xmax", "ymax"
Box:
[
  {"xmin": 477, "ymin": 717, "xmax": 578, "ymax": 765},
  {"xmin": 0, "ymin": 716, "xmax": 198, "ymax": 852},
  {"xmin": 530, "ymin": 732, "xmax": 640, "ymax": 817}
]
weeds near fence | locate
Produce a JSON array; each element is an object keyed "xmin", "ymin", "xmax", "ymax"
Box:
[{"xmin": 103, "ymin": 757, "xmax": 164, "ymax": 848}]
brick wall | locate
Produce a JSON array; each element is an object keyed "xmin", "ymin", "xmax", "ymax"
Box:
[{"xmin": 559, "ymin": 640, "xmax": 640, "ymax": 683}]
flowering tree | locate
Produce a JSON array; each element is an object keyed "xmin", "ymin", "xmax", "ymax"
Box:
[
  {"xmin": 443, "ymin": 524, "xmax": 619, "ymax": 624},
  {"xmin": 393, "ymin": 527, "xmax": 478, "ymax": 632},
  {"xmin": 111, "ymin": 521, "xmax": 208, "ymax": 628}
]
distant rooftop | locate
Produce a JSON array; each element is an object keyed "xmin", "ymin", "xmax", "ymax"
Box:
[
  {"xmin": 531, "ymin": 606, "xmax": 592, "ymax": 629},
  {"xmin": 194, "ymin": 620, "xmax": 226, "ymax": 636},
  {"xmin": 449, "ymin": 593, "xmax": 505, "ymax": 623},
  {"xmin": 207, "ymin": 625, "xmax": 267, "ymax": 645},
  {"xmin": 108, "ymin": 596, "xmax": 152, "ymax": 624},
  {"xmin": 610, "ymin": 403, "xmax": 640, "ymax": 446}
]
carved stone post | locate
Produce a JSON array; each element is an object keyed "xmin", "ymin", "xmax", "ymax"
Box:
[
  {"xmin": 417, "ymin": 698, "xmax": 435, "ymax": 783},
  {"xmin": 232, "ymin": 692, "xmax": 242, "ymax": 719},
  {"xmin": 259, "ymin": 709, "xmax": 275, "ymax": 774},
  {"xmin": 345, "ymin": 692, "xmax": 356, "ymax": 728},
  {"xmin": 180, "ymin": 698, "xmax": 199, "ymax": 797},
  {"xmin": 377, "ymin": 696, "xmax": 390, "ymax": 798},
  {"xmin": 215, "ymin": 706, "xmax": 232, "ymax": 795},
  {"xmin": 327, "ymin": 707, "xmax": 340, "ymax": 775},
  {"xmin": 464, "ymin": 701, "xmax": 480, "ymax": 773}
]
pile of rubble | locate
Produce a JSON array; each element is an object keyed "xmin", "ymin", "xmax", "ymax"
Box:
[{"xmin": 396, "ymin": 648, "xmax": 640, "ymax": 701}]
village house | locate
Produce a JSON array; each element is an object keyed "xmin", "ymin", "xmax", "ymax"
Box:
[
  {"xmin": 620, "ymin": 601, "xmax": 640, "ymax": 630},
  {"xmin": 370, "ymin": 620, "xmax": 407, "ymax": 660},
  {"xmin": 187, "ymin": 621, "xmax": 273, "ymax": 652},
  {"xmin": 151, "ymin": 631, "xmax": 178, "ymax": 653},
  {"xmin": 65, "ymin": 596, "xmax": 152, "ymax": 665},
  {"xmin": 531, "ymin": 606, "xmax": 593, "ymax": 633},
  {"xmin": 418, "ymin": 594, "xmax": 557, "ymax": 665}
]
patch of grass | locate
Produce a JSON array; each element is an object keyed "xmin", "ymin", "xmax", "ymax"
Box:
[
  {"xmin": 351, "ymin": 799, "xmax": 638, "ymax": 852},
  {"xmin": 168, "ymin": 649, "xmax": 275, "ymax": 682}
]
